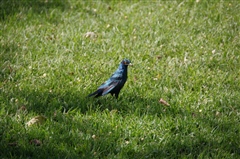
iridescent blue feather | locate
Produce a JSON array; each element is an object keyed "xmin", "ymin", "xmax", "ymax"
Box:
[{"xmin": 88, "ymin": 59, "xmax": 131, "ymax": 99}]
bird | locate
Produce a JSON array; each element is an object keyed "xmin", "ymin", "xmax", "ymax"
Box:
[{"xmin": 87, "ymin": 59, "xmax": 132, "ymax": 99}]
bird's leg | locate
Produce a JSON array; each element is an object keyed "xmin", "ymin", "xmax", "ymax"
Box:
[{"xmin": 115, "ymin": 93, "xmax": 119, "ymax": 99}]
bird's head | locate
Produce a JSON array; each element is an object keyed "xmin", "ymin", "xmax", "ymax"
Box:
[{"xmin": 121, "ymin": 59, "xmax": 132, "ymax": 66}]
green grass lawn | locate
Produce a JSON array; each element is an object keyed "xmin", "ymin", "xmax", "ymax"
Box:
[{"xmin": 1, "ymin": 0, "xmax": 240, "ymax": 158}]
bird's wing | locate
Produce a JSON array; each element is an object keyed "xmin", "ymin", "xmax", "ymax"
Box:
[
  {"xmin": 96, "ymin": 69, "xmax": 123, "ymax": 96},
  {"xmin": 102, "ymin": 81, "xmax": 119, "ymax": 95},
  {"xmin": 110, "ymin": 70, "xmax": 123, "ymax": 80}
]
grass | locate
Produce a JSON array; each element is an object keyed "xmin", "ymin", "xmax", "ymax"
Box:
[{"xmin": 0, "ymin": 0, "xmax": 240, "ymax": 158}]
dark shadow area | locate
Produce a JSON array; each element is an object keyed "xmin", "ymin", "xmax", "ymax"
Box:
[
  {"xmin": 0, "ymin": 0, "xmax": 70, "ymax": 21},
  {"xmin": 1, "ymin": 85, "xmax": 240, "ymax": 158},
  {"xmin": 0, "ymin": 0, "xmax": 121, "ymax": 22}
]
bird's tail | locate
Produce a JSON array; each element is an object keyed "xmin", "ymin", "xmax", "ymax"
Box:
[{"xmin": 87, "ymin": 89, "xmax": 102, "ymax": 98}]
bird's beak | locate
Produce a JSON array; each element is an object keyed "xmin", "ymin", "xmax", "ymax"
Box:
[{"xmin": 128, "ymin": 63, "xmax": 133, "ymax": 66}]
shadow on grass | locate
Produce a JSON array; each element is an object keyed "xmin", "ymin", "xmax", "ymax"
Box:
[
  {"xmin": 0, "ymin": 0, "xmax": 119, "ymax": 22},
  {"xmin": 1, "ymin": 86, "xmax": 240, "ymax": 158},
  {"xmin": 0, "ymin": 0, "xmax": 70, "ymax": 21}
]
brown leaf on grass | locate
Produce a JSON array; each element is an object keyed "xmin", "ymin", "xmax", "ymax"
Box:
[
  {"xmin": 215, "ymin": 111, "xmax": 220, "ymax": 116},
  {"xmin": 156, "ymin": 55, "xmax": 162, "ymax": 60},
  {"xmin": 53, "ymin": 111, "xmax": 57, "ymax": 118},
  {"xmin": 134, "ymin": 76, "xmax": 138, "ymax": 81},
  {"xmin": 26, "ymin": 115, "xmax": 47, "ymax": 126},
  {"xmin": 84, "ymin": 32, "xmax": 98, "ymax": 39},
  {"xmin": 8, "ymin": 64, "xmax": 13, "ymax": 73},
  {"xmin": 30, "ymin": 139, "xmax": 42, "ymax": 146},
  {"xmin": 192, "ymin": 112, "xmax": 196, "ymax": 117},
  {"xmin": 68, "ymin": 72, "xmax": 74, "ymax": 75},
  {"xmin": 19, "ymin": 105, "xmax": 27, "ymax": 111},
  {"xmin": 159, "ymin": 98, "xmax": 170, "ymax": 106}
]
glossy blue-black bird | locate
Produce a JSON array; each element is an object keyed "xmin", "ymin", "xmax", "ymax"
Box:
[{"xmin": 88, "ymin": 59, "xmax": 132, "ymax": 99}]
